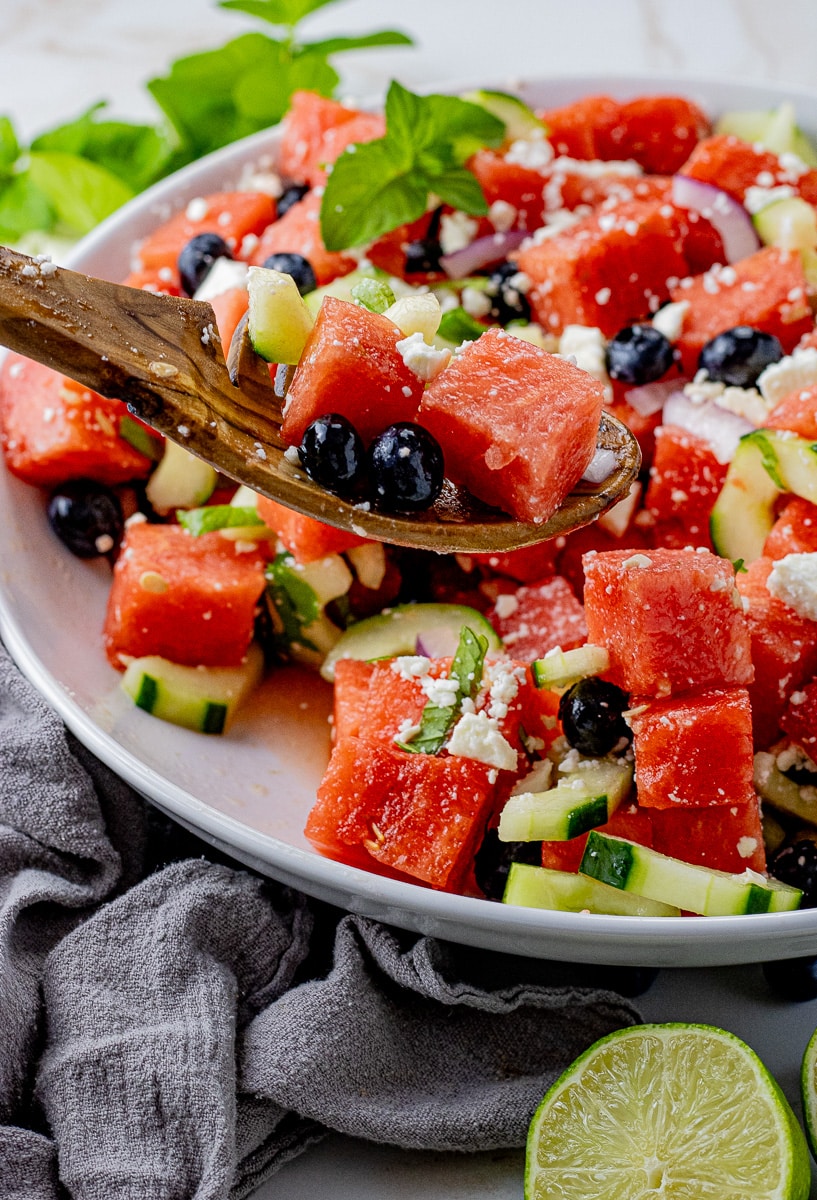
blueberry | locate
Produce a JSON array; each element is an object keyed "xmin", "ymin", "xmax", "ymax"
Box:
[
  {"xmin": 47, "ymin": 479, "xmax": 124, "ymax": 559},
  {"xmin": 769, "ymin": 838, "xmax": 817, "ymax": 907},
  {"xmin": 368, "ymin": 423, "xmax": 445, "ymax": 513},
  {"xmin": 558, "ymin": 677, "xmax": 632, "ymax": 757},
  {"xmin": 299, "ymin": 413, "xmax": 366, "ymax": 498},
  {"xmin": 762, "ymin": 957, "xmax": 817, "ymax": 1002},
  {"xmin": 260, "ymin": 251, "xmax": 317, "ymax": 296},
  {"xmin": 404, "ymin": 238, "xmax": 444, "ymax": 275},
  {"xmin": 605, "ymin": 324, "xmax": 674, "ymax": 385},
  {"xmin": 698, "ymin": 325, "xmax": 784, "ymax": 388},
  {"xmin": 177, "ymin": 232, "xmax": 232, "ymax": 296},
  {"xmin": 486, "ymin": 260, "xmax": 531, "ymax": 325},
  {"xmin": 276, "ymin": 183, "xmax": 309, "ymax": 219}
]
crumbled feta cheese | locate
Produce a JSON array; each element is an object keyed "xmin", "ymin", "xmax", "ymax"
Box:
[
  {"xmin": 193, "ymin": 257, "xmax": 249, "ymax": 302},
  {"xmin": 390, "ymin": 656, "xmax": 431, "ymax": 680},
  {"xmin": 758, "ymin": 348, "xmax": 817, "ymax": 406},
  {"xmin": 652, "ymin": 300, "xmax": 689, "ymax": 343},
  {"xmin": 510, "ymin": 758, "xmax": 553, "ymax": 796},
  {"xmin": 395, "ymin": 332, "xmax": 451, "ymax": 382},
  {"xmin": 185, "ymin": 197, "xmax": 209, "ymax": 222},
  {"xmin": 461, "ymin": 286, "xmax": 493, "ymax": 319},
  {"xmin": 488, "ymin": 199, "xmax": 518, "ymax": 233},
  {"xmin": 504, "ymin": 132, "xmax": 554, "ymax": 172},
  {"xmin": 446, "ymin": 711, "xmax": 518, "ymax": 771},
  {"xmin": 767, "ymin": 553, "xmax": 817, "ymax": 621},
  {"xmin": 493, "ymin": 594, "xmax": 519, "ymax": 620},
  {"xmin": 284, "ymin": 445, "xmax": 302, "ymax": 465},
  {"xmin": 743, "ymin": 184, "xmax": 796, "ymax": 215},
  {"xmin": 558, "ymin": 325, "xmax": 611, "ymax": 393},
  {"xmin": 439, "ymin": 211, "xmax": 479, "ymax": 256}
]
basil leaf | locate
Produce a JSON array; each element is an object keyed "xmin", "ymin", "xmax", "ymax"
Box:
[
  {"xmin": 265, "ymin": 554, "xmax": 321, "ymax": 654},
  {"xmin": 178, "ymin": 505, "xmax": 265, "ymax": 535},
  {"xmin": 397, "ymin": 626, "xmax": 488, "ymax": 756}
]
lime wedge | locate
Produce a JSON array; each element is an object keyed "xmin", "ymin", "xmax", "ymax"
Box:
[
  {"xmin": 800, "ymin": 1024, "xmax": 817, "ymax": 1161},
  {"xmin": 526, "ymin": 1023, "xmax": 810, "ymax": 1200}
]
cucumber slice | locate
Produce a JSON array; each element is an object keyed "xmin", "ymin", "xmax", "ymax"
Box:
[
  {"xmin": 319, "ymin": 602, "xmax": 503, "ymax": 682},
  {"xmin": 754, "ymin": 750, "xmax": 817, "ymax": 824},
  {"xmin": 715, "ymin": 103, "xmax": 817, "ymax": 165},
  {"xmin": 502, "ymin": 861, "xmax": 681, "ymax": 916},
  {"xmin": 121, "ymin": 643, "xmax": 264, "ymax": 733},
  {"xmin": 498, "ymin": 760, "xmax": 633, "ymax": 842},
  {"xmin": 753, "ymin": 196, "xmax": 817, "ymax": 251},
  {"xmin": 579, "ymin": 831, "xmax": 802, "ymax": 915},
  {"xmin": 145, "ymin": 439, "xmax": 218, "ymax": 515},
  {"xmin": 460, "ymin": 88, "xmax": 544, "ymax": 142},
  {"xmin": 247, "ymin": 265, "xmax": 314, "ymax": 364},
  {"xmin": 531, "ymin": 644, "xmax": 610, "ymax": 690},
  {"xmin": 383, "ymin": 291, "xmax": 443, "ymax": 340},
  {"xmin": 710, "ymin": 429, "xmax": 817, "ymax": 562}
]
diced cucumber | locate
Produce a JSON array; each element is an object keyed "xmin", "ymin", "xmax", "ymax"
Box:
[
  {"xmin": 498, "ymin": 759, "xmax": 633, "ymax": 842},
  {"xmin": 345, "ymin": 542, "xmax": 387, "ymax": 590},
  {"xmin": 145, "ymin": 439, "xmax": 218, "ymax": 515},
  {"xmin": 579, "ymin": 831, "xmax": 802, "ymax": 915},
  {"xmin": 304, "ymin": 266, "xmax": 396, "ymax": 317},
  {"xmin": 754, "ymin": 750, "xmax": 817, "ymax": 824},
  {"xmin": 319, "ymin": 602, "xmax": 503, "ymax": 682},
  {"xmin": 710, "ymin": 429, "xmax": 817, "ymax": 562},
  {"xmin": 531, "ymin": 644, "xmax": 610, "ymax": 690},
  {"xmin": 753, "ymin": 195, "xmax": 817, "ymax": 251},
  {"xmin": 502, "ymin": 861, "xmax": 681, "ymax": 917},
  {"xmin": 715, "ymin": 103, "xmax": 817, "ymax": 166},
  {"xmin": 246, "ymin": 265, "xmax": 314, "ymax": 364},
  {"xmin": 350, "ymin": 277, "xmax": 395, "ymax": 314},
  {"xmin": 383, "ymin": 291, "xmax": 443, "ymax": 340},
  {"xmin": 121, "ymin": 643, "xmax": 264, "ymax": 733},
  {"xmin": 460, "ymin": 88, "xmax": 544, "ymax": 142},
  {"xmin": 119, "ymin": 414, "xmax": 163, "ymax": 461}
]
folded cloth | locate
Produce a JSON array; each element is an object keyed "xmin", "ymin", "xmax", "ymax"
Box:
[{"xmin": 0, "ymin": 640, "xmax": 642, "ymax": 1200}]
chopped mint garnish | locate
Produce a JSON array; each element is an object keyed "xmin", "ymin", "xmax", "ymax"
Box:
[
  {"xmin": 733, "ymin": 558, "xmax": 747, "ymax": 574},
  {"xmin": 350, "ymin": 277, "xmax": 395, "ymax": 314},
  {"xmin": 397, "ymin": 625, "xmax": 488, "ymax": 755},
  {"xmin": 320, "ymin": 81, "xmax": 505, "ymax": 251},
  {"xmin": 437, "ymin": 306, "xmax": 486, "ymax": 345},
  {"xmin": 265, "ymin": 553, "xmax": 321, "ymax": 654},
  {"xmin": 178, "ymin": 504, "xmax": 265, "ymax": 535}
]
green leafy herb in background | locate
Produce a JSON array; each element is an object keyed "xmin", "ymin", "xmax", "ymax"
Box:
[
  {"xmin": 396, "ymin": 625, "xmax": 489, "ymax": 756},
  {"xmin": 0, "ymin": 0, "xmax": 411, "ymax": 247},
  {"xmin": 320, "ymin": 81, "xmax": 505, "ymax": 250}
]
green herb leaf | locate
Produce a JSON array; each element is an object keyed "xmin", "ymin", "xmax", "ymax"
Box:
[
  {"xmin": 0, "ymin": 117, "xmax": 20, "ymax": 177},
  {"xmin": 437, "ymin": 306, "xmax": 486, "ymax": 345},
  {"xmin": 178, "ymin": 504, "xmax": 265, "ymax": 535},
  {"xmin": 31, "ymin": 104, "xmax": 176, "ymax": 193},
  {"xmin": 265, "ymin": 554, "xmax": 321, "ymax": 654},
  {"xmin": 321, "ymin": 81, "xmax": 503, "ymax": 250},
  {"xmin": 397, "ymin": 625, "xmax": 488, "ymax": 755},
  {"xmin": 26, "ymin": 151, "xmax": 134, "ymax": 234},
  {"xmin": 302, "ymin": 31, "xmax": 413, "ymax": 56},
  {"xmin": 0, "ymin": 174, "xmax": 55, "ymax": 241},
  {"xmin": 219, "ymin": 0, "xmax": 339, "ymax": 27}
]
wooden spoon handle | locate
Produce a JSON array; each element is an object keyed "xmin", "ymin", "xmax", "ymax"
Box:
[{"xmin": 0, "ymin": 246, "xmax": 285, "ymax": 451}]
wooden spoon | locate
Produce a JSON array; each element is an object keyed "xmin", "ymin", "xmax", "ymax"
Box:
[{"xmin": 0, "ymin": 247, "xmax": 640, "ymax": 554}]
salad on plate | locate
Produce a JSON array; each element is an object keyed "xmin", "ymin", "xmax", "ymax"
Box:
[{"xmin": 3, "ymin": 80, "xmax": 817, "ymax": 924}]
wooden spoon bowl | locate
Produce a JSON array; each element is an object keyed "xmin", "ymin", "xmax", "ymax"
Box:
[{"xmin": 0, "ymin": 247, "xmax": 640, "ymax": 554}]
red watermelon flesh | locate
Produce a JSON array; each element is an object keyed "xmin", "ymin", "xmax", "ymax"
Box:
[
  {"xmin": 536, "ymin": 95, "xmax": 623, "ymax": 159},
  {"xmin": 736, "ymin": 556, "xmax": 817, "ymax": 747},
  {"xmin": 516, "ymin": 199, "xmax": 689, "ymax": 337},
  {"xmin": 135, "ymin": 191, "xmax": 277, "ymax": 272},
  {"xmin": 281, "ymin": 295, "xmax": 424, "ymax": 446},
  {"xmin": 670, "ymin": 247, "xmax": 813, "ymax": 375},
  {"xmin": 256, "ymin": 495, "xmax": 370, "ymax": 564},
  {"xmin": 649, "ymin": 800, "xmax": 766, "ymax": 874},
  {"xmin": 489, "ymin": 575, "xmax": 587, "ymax": 661},
  {"xmin": 250, "ymin": 189, "xmax": 356, "ymax": 286},
  {"xmin": 780, "ymin": 679, "xmax": 817, "ymax": 758},
  {"xmin": 0, "ymin": 355, "xmax": 152, "ymax": 487},
  {"xmin": 644, "ymin": 424, "xmax": 728, "ymax": 550},
  {"xmin": 417, "ymin": 328, "xmax": 604, "ymax": 523},
  {"xmin": 678, "ymin": 134, "xmax": 817, "ymax": 207},
  {"xmin": 764, "ymin": 497, "xmax": 817, "ymax": 559},
  {"xmin": 583, "ymin": 547, "xmax": 753, "ymax": 696},
  {"xmin": 472, "ymin": 540, "xmax": 560, "ymax": 585},
  {"xmin": 626, "ymin": 687, "xmax": 756, "ymax": 810},
  {"xmin": 605, "ymin": 95, "xmax": 711, "ymax": 175},
  {"xmin": 103, "ymin": 522, "xmax": 267, "ymax": 669},
  {"xmin": 278, "ymin": 91, "xmax": 385, "ymax": 188},
  {"xmin": 766, "ymin": 383, "xmax": 817, "ymax": 439},
  {"xmin": 305, "ymin": 737, "xmax": 498, "ymax": 891}
]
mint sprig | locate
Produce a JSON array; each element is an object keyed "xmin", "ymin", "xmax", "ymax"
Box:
[
  {"xmin": 320, "ymin": 81, "xmax": 505, "ymax": 251},
  {"xmin": 397, "ymin": 625, "xmax": 489, "ymax": 756}
]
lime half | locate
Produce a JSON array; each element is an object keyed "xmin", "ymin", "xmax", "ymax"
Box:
[
  {"xmin": 526, "ymin": 1023, "xmax": 810, "ymax": 1200},
  {"xmin": 800, "ymin": 1024, "xmax": 817, "ymax": 1162}
]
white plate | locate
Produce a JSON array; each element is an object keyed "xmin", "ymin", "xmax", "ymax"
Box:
[{"xmin": 4, "ymin": 73, "xmax": 817, "ymax": 968}]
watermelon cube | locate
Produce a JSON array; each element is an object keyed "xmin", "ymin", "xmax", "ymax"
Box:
[
  {"xmin": 763, "ymin": 497, "xmax": 817, "ymax": 560},
  {"xmin": 516, "ymin": 199, "xmax": 689, "ymax": 336},
  {"xmin": 648, "ymin": 799, "xmax": 766, "ymax": 874},
  {"xmin": 669, "ymin": 247, "xmax": 813, "ymax": 375},
  {"xmin": 278, "ymin": 91, "xmax": 385, "ymax": 188},
  {"xmin": 780, "ymin": 679, "xmax": 817, "ymax": 758},
  {"xmin": 489, "ymin": 575, "xmax": 587, "ymax": 661},
  {"xmin": 250, "ymin": 189, "xmax": 356, "ymax": 287},
  {"xmin": 304, "ymin": 737, "xmax": 498, "ymax": 891},
  {"xmin": 644, "ymin": 424, "xmax": 728, "ymax": 551},
  {"xmin": 280, "ymin": 295, "xmax": 424, "ymax": 447},
  {"xmin": 678, "ymin": 134, "xmax": 817, "ymax": 208},
  {"xmin": 626, "ymin": 687, "xmax": 755, "ymax": 809},
  {"xmin": 135, "ymin": 191, "xmax": 277, "ymax": 271},
  {"xmin": 0, "ymin": 355, "xmax": 152, "ymax": 487},
  {"xmin": 583, "ymin": 547, "xmax": 753, "ymax": 696},
  {"xmin": 539, "ymin": 801, "xmax": 653, "ymax": 873},
  {"xmin": 103, "ymin": 522, "xmax": 268, "ymax": 668},
  {"xmin": 767, "ymin": 383, "xmax": 817, "ymax": 440},
  {"xmin": 736, "ymin": 556, "xmax": 817, "ymax": 747},
  {"xmin": 417, "ymin": 328, "xmax": 604, "ymax": 524},
  {"xmin": 256, "ymin": 495, "xmax": 370, "ymax": 564}
]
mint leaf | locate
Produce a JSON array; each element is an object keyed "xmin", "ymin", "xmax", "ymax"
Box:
[
  {"xmin": 0, "ymin": 175, "xmax": 55, "ymax": 241},
  {"xmin": 397, "ymin": 625, "xmax": 488, "ymax": 756},
  {"xmin": 437, "ymin": 306, "xmax": 486, "ymax": 345},
  {"xmin": 321, "ymin": 81, "xmax": 504, "ymax": 250},
  {"xmin": 178, "ymin": 505, "xmax": 264, "ymax": 535},
  {"xmin": 303, "ymin": 31, "xmax": 413, "ymax": 56},
  {"xmin": 219, "ymin": 0, "xmax": 338, "ymax": 26},
  {"xmin": 31, "ymin": 105, "xmax": 176, "ymax": 194},
  {"xmin": 0, "ymin": 117, "xmax": 19, "ymax": 177},
  {"xmin": 26, "ymin": 152, "xmax": 133, "ymax": 234},
  {"xmin": 265, "ymin": 554, "xmax": 321, "ymax": 655}
]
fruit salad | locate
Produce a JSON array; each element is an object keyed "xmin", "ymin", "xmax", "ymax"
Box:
[{"xmin": 3, "ymin": 83, "xmax": 817, "ymax": 918}]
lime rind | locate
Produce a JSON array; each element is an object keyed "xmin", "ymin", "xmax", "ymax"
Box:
[
  {"xmin": 526, "ymin": 1022, "xmax": 810, "ymax": 1200},
  {"xmin": 800, "ymin": 1024, "xmax": 817, "ymax": 1163}
]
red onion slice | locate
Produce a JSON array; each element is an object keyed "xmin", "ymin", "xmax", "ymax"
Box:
[
  {"xmin": 581, "ymin": 446, "xmax": 619, "ymax": 484},
  {"xmin": 661, "ymin": 388, "xmax": 754, "ymax": 463},
  {"xmin": 624, "ymin": 377, "xmax": 689, "ymax": 418},
  {"xmin": 440, "ymin": 229, "xmax": 528, "ymax": 279},
  {"xmin": 672, "ymin": 175, "xmax": 760, "ymax": 265}
]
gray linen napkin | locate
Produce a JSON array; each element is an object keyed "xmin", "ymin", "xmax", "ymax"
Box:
[{"xmin": 0, "ymin": 640, "xmax": 641, "ymax": 1199}]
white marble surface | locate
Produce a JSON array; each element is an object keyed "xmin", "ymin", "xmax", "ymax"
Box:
[{"xmin": 4, "ymin": 1, "xmax": 817, "ymax": 1196}]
